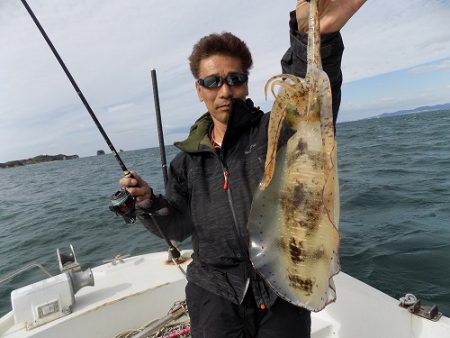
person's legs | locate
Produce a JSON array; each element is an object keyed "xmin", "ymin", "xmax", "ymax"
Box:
[
  {"xmin": 256, "ymin": 297, "xmax": 311, "ymax": 338},
  {"xmin": 186, "ymin": 282, "xmax": 255, "ymax": 338},
  {"xmin": 185, "ymin": 281, "xmax": 309, "ymax": 338}
]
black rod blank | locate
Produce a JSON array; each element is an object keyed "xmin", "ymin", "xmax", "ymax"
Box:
[
  {"xmin": 20, "ymin": 0, "xmax": 129, "ymax": 175},
  {"xmin": 150, "ymin": 69, "xmax": 169, "ymax": 191},
  {"xmin": 150, "ymin": 69, "xmax": 181, "ymax": 260}
]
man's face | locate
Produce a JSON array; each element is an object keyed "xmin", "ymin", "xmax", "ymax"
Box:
[{"xmin": 195, "ymin": 54, "xmax": 248, "ymax": 127}]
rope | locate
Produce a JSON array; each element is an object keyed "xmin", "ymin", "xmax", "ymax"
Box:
[
  {"xmin": 399, "ymin": 293, "xmax": 417, "ymax": 307},
  {"xmin": 114, "ymin": 301, "xmax": 190, "ymax": 338}
]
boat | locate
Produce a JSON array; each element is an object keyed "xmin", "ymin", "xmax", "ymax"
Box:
[
  {"xmin": 4, "ymin": 2, "xmax": 449, "ymax": 336},
  {"xmin": 1, "ymin": 245, "xmax": 449, "ymax": 338}
]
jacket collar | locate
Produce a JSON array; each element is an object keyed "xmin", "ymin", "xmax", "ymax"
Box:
[{"xmin": 175, "ymin": 98, "xmax": 263, "ymax": 153}]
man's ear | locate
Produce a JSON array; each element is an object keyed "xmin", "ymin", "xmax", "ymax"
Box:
[{"xmin": 195, "ymin": 82, "xmax": 203, "ymax": 102}]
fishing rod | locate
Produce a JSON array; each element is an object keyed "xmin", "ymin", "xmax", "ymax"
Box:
[
  {"xmin": 151, "ymin": 69, "xmax": 169, "ymax": 188},
  {"xmin": 20, "ymin": 0, "xmax": 182, "ymax": 260},
  {"xmin": 149, "ymin": 69, "xmax": 183, "ymax": 263},
  {"xmin": 20, "ymin": 0, "xmax": 138, "ymax": 224},
  {"xmin": 20, "ymin": 0, "xmax": 129, "ymax": 176}
]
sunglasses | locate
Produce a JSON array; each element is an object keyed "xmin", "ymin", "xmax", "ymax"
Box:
[{"xmin": 197, "ymin": 73, "xmax": 248, "ymax": 89}]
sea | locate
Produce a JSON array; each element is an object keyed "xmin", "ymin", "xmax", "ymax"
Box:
[{"xmin": 1, "ymin": 109, "xmax": 449, "ymax": 318}]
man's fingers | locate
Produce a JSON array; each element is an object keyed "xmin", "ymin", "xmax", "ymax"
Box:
[
  {"xmin": 296, "ymin": 1, "xmax": 310, "ymax": 33},
  {"xmin": 127, "ymin": 185, "xmax": 146, "ymax": 196},
  {"xmin": 136, "ymin": 194, "xmax": 151, "ymax": 203},
  {"xmin": 119, "ymin": 171, "xmax": 152, "ymax": 203},
  {"xmin": 120, "ymin": 176, "xmax": 139, "ymax": 187},
  {"xmin": 297, "ymin": 0, "xmax": 366, "ymax": 34}
]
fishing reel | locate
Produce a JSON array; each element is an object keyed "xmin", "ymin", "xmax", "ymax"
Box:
[{"xmin": 109, "ymin": 189, "xmax": 136, "ymax": 224}]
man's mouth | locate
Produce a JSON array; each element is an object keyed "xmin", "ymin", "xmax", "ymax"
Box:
[{"xmin": 217, "ymin": 103, "xmax": 231, "ymax": 110}]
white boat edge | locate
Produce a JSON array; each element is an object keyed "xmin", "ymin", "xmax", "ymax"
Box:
[{"xmin": 1, "ymin": 250, "xmax": 449, "ymax": 338}]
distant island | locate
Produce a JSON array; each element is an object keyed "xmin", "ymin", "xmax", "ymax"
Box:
[
  {"xmin": 97, "ymin": 150, "xmax": 105, "ymax": 155},
  {"xmin": 0, "ymin": 154, "xmax": 79, "ymax": 168},
  {"xmin": 372, "ymin": 102, "xmax": 450, "ymax": 119}
]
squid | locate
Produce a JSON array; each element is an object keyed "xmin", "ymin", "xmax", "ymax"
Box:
[{"xmin": 247, "ymin": 0, "xmax": 340, "ymax": 312}]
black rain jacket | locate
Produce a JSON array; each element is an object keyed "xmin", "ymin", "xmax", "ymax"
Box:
[{"xmin": 138, "ymin": 11, "xmax": 344, "ymax": 308}]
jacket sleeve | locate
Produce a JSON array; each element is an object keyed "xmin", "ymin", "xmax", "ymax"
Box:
[
  {"xmin": 136, "ymin": 156, "xmax": 193, "ymax": 242},
  {"xmin": 281, "ymin": 10, "xmax": 344, "ymax": 128}
]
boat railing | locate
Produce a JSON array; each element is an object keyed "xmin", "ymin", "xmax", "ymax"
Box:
[{"xmin": 0, "ymin": 262, "xmax": 53, "ymax": 285}]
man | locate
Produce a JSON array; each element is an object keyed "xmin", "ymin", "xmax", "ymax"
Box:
[{"xmin": 120, "ymin": 1, "xmax": 366, "ymax": 337}]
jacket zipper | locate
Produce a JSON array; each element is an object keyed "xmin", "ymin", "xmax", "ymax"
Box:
[
  {"xmin": 218, "ymin": 161, "xmax": 248, "ymax": 257},
  {"xmin": 223, "ymin": 168, "xmax": 230, "ymax": 190},
  {"xmin": 217, "ymin": 147, "xmax": 251, "ymax": 303},
  {"xmin": 220, "ymin": 163, "xmax": 251, "ymax": 303}
]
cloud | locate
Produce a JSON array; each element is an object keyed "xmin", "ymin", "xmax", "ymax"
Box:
[
  {"xmin": 106, "ymin": 102, "xmax": 135, "ymax": 113},
  {"xmin": 341, "ymin": 0, "xmax": 450, "ymax": 81},
  {"xmin": 380, "ymin": 97, "xmax": 396, "ymax": 102},
  {"xmin": 409, "ymin": 59, "xmax": 450, "ymax": 74},
  {"xmin": 165, "ymin": 126, "xmax": 190, "ymax": 136},
  {"xmin": 1, "ymin": 0, "xmax": 450, "ymax": 162}
]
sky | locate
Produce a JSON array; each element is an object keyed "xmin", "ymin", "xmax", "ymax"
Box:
[{"xmin": 1, "ymin": 0, "xmax": 450, "ymax": 163}]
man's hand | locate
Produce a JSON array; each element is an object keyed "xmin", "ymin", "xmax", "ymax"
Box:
[
  {"xmin": 296, "ymin": 0, "xmax": 366, "ymax": 34},
  {"xmin": 119, "ymin": 171, "xmax": 153, "ymax": 209}
]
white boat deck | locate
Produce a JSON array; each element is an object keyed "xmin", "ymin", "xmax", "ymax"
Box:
[
  {"xmin": 1, "ymin": 251, "xmax": 449, "ymax": 338},
  {"xmin": 0, "ymin": 251, "xmax": 190, "ymax": 338}
]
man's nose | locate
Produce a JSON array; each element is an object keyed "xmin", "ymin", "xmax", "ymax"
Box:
[{"xmin": 218, "ymin": 82, "xmax": 232, "ymax": 98}]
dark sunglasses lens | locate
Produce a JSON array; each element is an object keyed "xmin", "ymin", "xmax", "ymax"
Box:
[
  {"xmin": 226, "ymin": 74, "xmax": 248, "ymax": 86},
  {"xmin": 202, "ymin": 76, "xmax": 222, "ymax": 88},
  {"xmin": 198, "ymin": 73, "xmax": 247, "ymax": 88}
]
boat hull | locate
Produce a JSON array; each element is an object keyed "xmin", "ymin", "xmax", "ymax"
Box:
[{"xmin": 1, "ymin": 251, "xmax": 449, "ymax": 338}]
